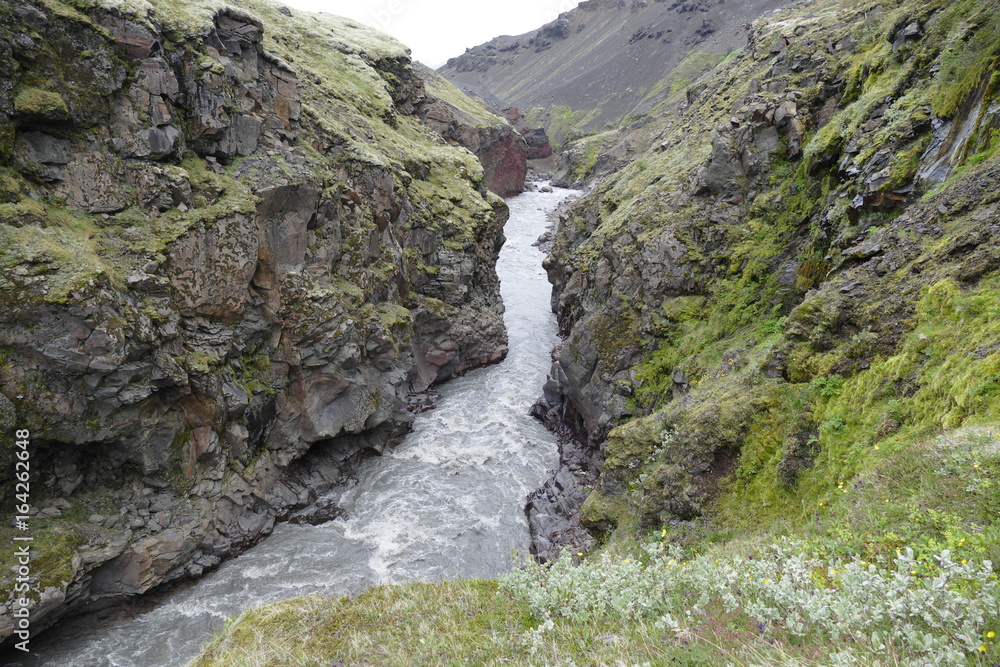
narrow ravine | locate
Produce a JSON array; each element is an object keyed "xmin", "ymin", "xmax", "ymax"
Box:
[{"xmin": 16, "ymin": 184, "xmax": 575, "ymax": 667}]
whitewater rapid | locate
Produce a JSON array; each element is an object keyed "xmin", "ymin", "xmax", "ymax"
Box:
[{"xmin": 17, "ymin": 184, "xmax": 575, "ymax": 667}]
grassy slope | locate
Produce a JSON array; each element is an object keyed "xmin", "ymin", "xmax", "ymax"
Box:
[{"xmin": 192, "ymin": 0, "xmax": 1000, "ymax": 663}]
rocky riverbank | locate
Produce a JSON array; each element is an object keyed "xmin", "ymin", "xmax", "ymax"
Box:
[
  {"xmin": 522, "ymin": 0, "xmax": 1000, "ymax": 556},
  {"xmin": 0, "ymin": 0, "xmax": 527, "ymax": 646}
]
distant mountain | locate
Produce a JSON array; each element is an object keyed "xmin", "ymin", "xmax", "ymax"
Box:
[{"xmin": 439, "ymin": 0, "xmax": 790, "ymax": 137}]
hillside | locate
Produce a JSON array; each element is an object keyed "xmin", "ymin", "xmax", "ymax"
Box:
[
  {"xmin": 0, "ymin": 0, "xmax": 526, "ymax": 646},
  {"xmin": 193, "ymin": 0, "xmax": 1000, "ymax": 663},
  {"xmin": 439, "ymin": 0, "xmax": 790, "ymax": 145}
]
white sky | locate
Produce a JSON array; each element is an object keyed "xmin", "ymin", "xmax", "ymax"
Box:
[{"xmin": 279, "ymin": 0, "xmax": 579, "ymax": 67}]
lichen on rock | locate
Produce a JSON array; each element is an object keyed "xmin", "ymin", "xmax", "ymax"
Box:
[
  {"xmin": 0, "ymin": 0, "xmax": 513, "ymax": 644},
  {"xmin": 533, "ymin": 0, "xmax": 1000, "ymax": 554}
]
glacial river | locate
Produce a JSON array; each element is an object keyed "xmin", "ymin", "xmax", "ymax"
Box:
[{"xmin": 16, "ymin": 184, "xmax": 574, "ymax": 666}]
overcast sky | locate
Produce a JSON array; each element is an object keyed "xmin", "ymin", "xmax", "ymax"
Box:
[{"xmin": 280, "ymin": 0, "xmax": 579, "ymax": 67}]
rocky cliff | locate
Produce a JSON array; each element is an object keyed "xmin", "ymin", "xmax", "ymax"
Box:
[
  {"xmin": 417, "ymin": 63, "xmax": 529, "ymax": 198},
  {"xmin": 530, "ymin": 0, "xmax": 1000, "ymax": 557},
  {"xmin": 0, "ymin": 0, "xmax": 517, "ymax": 644}
]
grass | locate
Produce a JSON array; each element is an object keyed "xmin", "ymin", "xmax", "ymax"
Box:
[{"xmin": 192, "ymin": 427, "xmax": 1000, "ymax": 667}]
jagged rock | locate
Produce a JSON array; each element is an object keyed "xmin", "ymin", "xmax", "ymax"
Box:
[
  {"xmin": 0, "ymin": 1, "xmax": 508, "ymax": 646},
  {"xmin": 417, "ymin": 64, "xmax": 528, "ymax": 196},
  {"xmin": 526, "ymin": 0, "xmax": 1000, "ymax": 562}
]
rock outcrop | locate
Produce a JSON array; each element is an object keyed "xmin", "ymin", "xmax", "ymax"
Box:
[
  {"xmin": 0, "ymin": 0, "xmax": 509, "ymax": 644},
  {"xmin": 417, "ymin": 64, "xmax": 528, "ymax": 198},
  {"xmin": 531, "ymin": 0, "xmax": 1000, "ymax": 555}
]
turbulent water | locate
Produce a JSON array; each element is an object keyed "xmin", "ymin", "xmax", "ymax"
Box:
[{"xmin": 17, "ymin": 184, "xmax": 574, "ymax": 667}]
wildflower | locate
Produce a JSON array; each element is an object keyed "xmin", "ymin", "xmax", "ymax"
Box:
[
  {"xmin": 910, "ymin": 570, "xmax": 918, "ymax": 575},
  {"xmin": 962, "ymin": 559, "xmax": 968, "ymax": 564},
  {"xmin": 988, "ymin": 631, "xmax": 996, "ymax": 639},
  {"xmin": 979, "ymin": 646, "xmax": 987, "ymax": 652},
  {"xmin": 974, "ymin": 463, "xmax": 981, "ymax": 468},
  {"xmin": 873, "ymin": 444, "xmax": 879, "ymax": 450},
  {"xmin": 577, "ymin": 552, "xmax": 584, "ymax": 557},
  {"xmin": 661, "ymin": 529, "xmax": 667, "ymax": 537}
]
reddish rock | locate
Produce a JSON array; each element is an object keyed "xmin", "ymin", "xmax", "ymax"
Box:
[{"xmin": 479, "ymin": 132, "xmax": 529, "ymax": 198}]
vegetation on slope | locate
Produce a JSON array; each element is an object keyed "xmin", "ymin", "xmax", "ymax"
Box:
[{"xmin": 191, "ymin": 0, "xmax": 1000, "ymax": 663}]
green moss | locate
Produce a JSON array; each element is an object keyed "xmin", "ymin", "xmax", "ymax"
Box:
[
  {"xmin": 0, "ymin": 200, "xmax": 50, "ymax": 227},
  {"xmin": 0, "ymin": 517, "xmax": 87, "ymax": 603},
  {"xmin": 233, "ymin": 346, "xmax": 275, "ymax": 397},
  {"xmin": 14, "ymin": 88, "xmax": 69, "ymax": 120},
  {"xmin": 418, "ymin": 65, "xmax": 507, "ymax": 129}
]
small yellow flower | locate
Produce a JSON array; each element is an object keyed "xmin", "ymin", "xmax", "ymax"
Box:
[
  {"xmin": 974, "ymin": 463, "xmax": 981, "ymax": 468},
  {"xmin": 829, "ymin": 569, "xmax": 837, "ymax": 575},
  {"xmin": 962, "ymin": 559, "xmax": 968, "ymax": 564},
  {"xmin": 911, "ymin": 570, "xmax": 918, "ymax": 575},
  {"xmin": 577, "ymin": 552, "xmax": 584, "ymax": 557},
  {"xmin": 873, "ymin": 445, "xmax": 879, "ymax": 450},
  {"xmin": 979, "ymin": 646, "xmax": 987, "ymax": 653},
  {"xmin": 661, "ymin": 529, "xmax": 667, "ymax": 537},
  {"xmin": 624, "ymin": 558, "xmax": 630, "ymax": 563},
  {"xmin": 987, "ymin": 630, "xmax": 995, "ymax": 639},
  {"xmin": 764, "ymin": 579, "xmax": 771, "ymax": 584}
]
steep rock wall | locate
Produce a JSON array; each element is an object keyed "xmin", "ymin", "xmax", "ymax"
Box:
[
  {"xmin": 417, "ymin": 63, "xmax": 528, "ymax": 198},
  {"xmin": 532, "ymin": 0, "xmax": 1000, "ymax": 556},
  {"xmin": 0, "ymin": 0, "xmax": 509, "ymax": 643}
]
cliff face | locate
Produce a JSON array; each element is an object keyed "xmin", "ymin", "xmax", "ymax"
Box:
[
  {"xmin": 0, "ymin": 0, "xmax": 512, "ymax": 643},
  {"xmin": 532, "ymin": 0, "xmax": 1000, "ymax": 554},
  {"xmin": 417, "ymin": 63, "xmax": 529, "ymax": 198}
]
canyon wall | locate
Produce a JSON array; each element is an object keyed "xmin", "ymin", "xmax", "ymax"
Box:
[
  {"xmin": 0, "ymin": 0, "xmax": 519, "ymax": 643},
  {"xmin": 528, "ymin": 0, "xmax": 1000, "ymax": 558}
]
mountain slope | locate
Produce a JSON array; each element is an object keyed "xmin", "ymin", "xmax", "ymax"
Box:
[
  {"xmin": 439, "ymin": 0, "xmax": 790, "ymax": 138},
  {"xmin": 532, "ymin": 0, "xmax": 1000, "ymax": 555}
]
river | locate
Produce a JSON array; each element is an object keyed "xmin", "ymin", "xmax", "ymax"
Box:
[{"xmin": 15, "ymin": 184, "xmax": 575, "ymax": 667}]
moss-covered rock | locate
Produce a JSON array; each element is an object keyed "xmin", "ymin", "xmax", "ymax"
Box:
[
  {"xmin": 536, "ymin": 0, "xmax": 1000, "ymax": 553},
  {"xmin": 0, "ymin": 0, "xmax": 512, "ymax": 645}
]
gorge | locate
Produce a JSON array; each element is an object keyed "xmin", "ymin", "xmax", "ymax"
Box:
[{"xmin": 3, "ymin": 0, "xmax": 1000, "ymax": 664}]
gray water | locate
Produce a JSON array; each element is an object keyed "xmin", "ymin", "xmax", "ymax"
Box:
[{"xmin": 17, "ymin": 184, "xmax": 574, "ymax": 667}]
